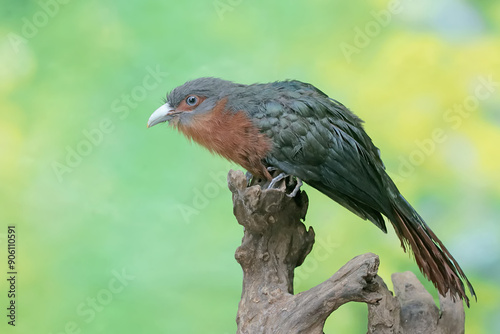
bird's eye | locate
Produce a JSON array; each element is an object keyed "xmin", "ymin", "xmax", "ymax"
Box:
[{"xmin": 186, "ymin": 95, "xmax": 198, "ymax": 106}]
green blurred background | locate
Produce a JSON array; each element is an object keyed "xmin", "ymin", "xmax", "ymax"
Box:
[{"xmin": 1, "ymin": 0, "xmax": 499, "ymax": 333}]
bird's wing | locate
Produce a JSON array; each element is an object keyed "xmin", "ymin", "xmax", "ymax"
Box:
[{"xmin": 255, "ymin": 89, "xmax": 391, "ymax": 232}]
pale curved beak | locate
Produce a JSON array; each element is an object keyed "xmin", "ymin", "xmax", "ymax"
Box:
[{"xmin": 147, "ymin": 103, "xmax": 175, "ymax": 128}]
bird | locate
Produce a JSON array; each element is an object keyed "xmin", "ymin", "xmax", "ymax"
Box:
[{"xmin": 147, "ymin": 77, "xmax": 475, "ymax": 306}]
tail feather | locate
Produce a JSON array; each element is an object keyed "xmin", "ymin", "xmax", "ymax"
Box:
[{"xmin": 390, "ymin": 194, "xmax": 476, "ymax": 306}]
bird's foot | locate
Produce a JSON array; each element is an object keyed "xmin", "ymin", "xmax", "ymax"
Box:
[
  {"xmin": 247, "ymin": 168, "xmax": 303, "ymax": 198},
  {"xmin": 246, "ymin": 167, "xmax": 278, "ymax": 186},
  {"xmin": 267, "ymin": 172, "xmax": 286, "ymax": 189},
  {"xmin": 287, "ymin": 178, "xmax": 303, "ymax": 198},
  {"xmin": 267, "ymin": 172, "xmax": 302, "ymax": 198}
]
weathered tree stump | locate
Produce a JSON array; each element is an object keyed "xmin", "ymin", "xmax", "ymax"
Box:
[{"xmin": 227, "ymin": 169, "xmax": 465, "ymax": 334}]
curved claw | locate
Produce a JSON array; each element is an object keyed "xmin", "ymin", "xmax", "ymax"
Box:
[
  {"xmin": 287, "ymin": 178, "xmax": 303, "ymax": 197},
  {"xmin": 267, "ymin": 172, "xmax": 287, "ymax": 189},
  {"xmin": 266, "ymin": 172, "xmax": 303, "ymax": 198},
  {"xmin": 246, "ymin": 168, "xmax": 303, "ymax": 198},
  {"xmin": 247, "ymin": 167, "xmax": 279, "ymax": 186}
]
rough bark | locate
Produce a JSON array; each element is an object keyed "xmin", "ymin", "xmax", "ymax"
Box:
[
  {"xmin": 367, "ymin": 272, "xmax": 465, "ymax": 334},
  {"xmin": 227, "ymin": 169, "xmax": 465, "ymax": 334}
]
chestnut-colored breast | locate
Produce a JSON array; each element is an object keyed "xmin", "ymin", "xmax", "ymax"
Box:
[{"xmin": 176, "ymin": 98, "xmax": 273, "ymax": 180}]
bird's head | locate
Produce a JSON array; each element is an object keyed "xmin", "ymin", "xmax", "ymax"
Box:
[{"xmin": 147, "ymin": 77, "xmax": 242, "ymax": 128}]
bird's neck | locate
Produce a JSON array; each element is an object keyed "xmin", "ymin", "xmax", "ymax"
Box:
[{"xmin": 176, "ymin": 98, "xmax": 272, "ymax": 180}]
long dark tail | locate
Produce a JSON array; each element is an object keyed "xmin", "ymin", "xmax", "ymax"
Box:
[{"xmin": 389, "ymin": 193, "xmax": 476, "ymax": 306}]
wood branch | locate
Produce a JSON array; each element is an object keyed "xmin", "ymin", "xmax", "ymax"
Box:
[
  {"xmin": 227, "ymin": 169, "xmax": 465, "ymax": 334},
  {"xmin": 368, "ymin": 272, "xmax": 465, "ymax": 334}
]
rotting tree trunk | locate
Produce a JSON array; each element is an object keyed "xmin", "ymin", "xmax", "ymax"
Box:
[{"xmin": 227, "ymin": 169, "xmax": 465, "ymax": 334}]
